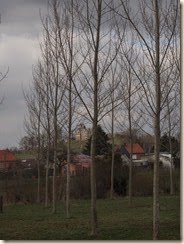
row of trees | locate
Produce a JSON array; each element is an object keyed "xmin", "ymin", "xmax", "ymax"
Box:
[{"xmin": 23, "ymin": 0, "xmax": 180, "ymax": 239}]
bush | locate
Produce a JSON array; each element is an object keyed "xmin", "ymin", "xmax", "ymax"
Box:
[
  {"xmin": 160, "ymin": 168, "xmax": 180, "ymax": 194},
  {"xmin": 132, "ymin": 170, "xmax": 153, "ymax": 196},
  {"xmin": 70, "ymin": 173, "xmax": 91, "ymax": 199},
  {"xmin": 68, "ymin": 153, "xmax": 128, "ymax": 199},
  {"xmin": 131, "ymin": 167, "xmax": 180, "ymax": 197},
  {"xmin": 114, "ymin": 177, "xmax": 127, "ymax": 196},
  {"xmin": 96, "ymin": 154, "xmax": 128, "ymax": 198},
  {"xmin": 0, "ymin": 158, "xmax": 180, "ymax": 204}
]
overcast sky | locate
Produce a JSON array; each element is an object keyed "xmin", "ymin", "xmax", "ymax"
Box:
[
  {"xmin": 0, "ymin": 0, "xmax": 182, "ymax": 149},
  {"xmin": 0, "ymin": 0, "xmax": 47, "ymax": 148}
]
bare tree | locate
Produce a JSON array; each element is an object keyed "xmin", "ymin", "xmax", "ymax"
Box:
[
  {"xmin": 41, "ymin": 0, "xmax": 79, "ymax": 217},
  {"xmin": 116, "ymin": 0, "xmax": 179, "ymax": 239},
  {"xmin": 72, "ymin": 0, "xmax": 123, "ymax": 235},
  {"xmin": 24, "ymin": 66, "xmax": 44, "ymax": 203},
  {"xmin": 39, "ymin": 33, "xmax": 53, "ymax": 207},
  {"xmin": 161, "ymin": 81, "xmax": 180, "ymax": 195},
  {"xmin": 108, "ymin": 63, "xmax": 120, "ymax": 199},
  {"xmin": 40, "ymin": 7, "xmax": 68, "ymax": 212},
  {"xmin": 51, "ymin": 0, "xmax": 76, "ymax": 218},
  {"xmin": 118, "ymin": 29, "xmax": 143, "ymax": 205},
  {"xmin": 162, "ymin": 12, "xmax": 180, "ymax": 195},
  {"xmin": 103, "ymin": 61, "xmax": 123, "ymax": 199}
]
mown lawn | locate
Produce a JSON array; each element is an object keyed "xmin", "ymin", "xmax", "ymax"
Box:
[{"xmin": 0, "ymin": 195, "xmax": 180, "ymax": 240}]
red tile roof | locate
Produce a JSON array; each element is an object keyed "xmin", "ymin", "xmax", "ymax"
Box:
[
  {"xmin": 0, "ymin": 150, "xmax": 16, "ymax": 161},
  {"xmin": 72, "ymin": 154, "xmax": 92, "ymax": 164},
  {"xmin": 125, "ymin": 143, "xmax": 144, "ymax": 154}
]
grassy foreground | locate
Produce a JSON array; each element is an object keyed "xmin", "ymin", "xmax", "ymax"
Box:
[{"xmin": 0, "ymin": 195, "xmax": 180, "ymax": 240}]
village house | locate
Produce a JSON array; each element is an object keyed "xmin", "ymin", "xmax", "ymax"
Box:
[
  {"xmin": 116, "ymin": 143, "xmax": 148, "ymax": 166},
  {"xmin": 62, "ymin": 154, "xmax": 91, "ymax": 176},
  {"xmin": 117, "ymin": 143, "xmax": 145, "ymax": 160},
  {"xmin": 0, "ymin": 149, "xmax": 17, "ymax": 172},
  {"xmin": 118, "ymin": 144, "xmax": 175, "ymax": 168},
  {"xmin": 141, "ymin": 152, "xmax": 174, "ymax": 169}
]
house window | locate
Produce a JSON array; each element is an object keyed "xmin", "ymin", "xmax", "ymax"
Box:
[{"xmin": 132, "ymin": 154, "xmax": 137, "ymax": 160}]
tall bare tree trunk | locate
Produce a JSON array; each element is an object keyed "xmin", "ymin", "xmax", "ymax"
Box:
[
  {"xmin": 168, "ymin": 134, "xmax": 174, "ymax": 195},
  {"xmin": 52, "ymin": 159, "xmax": 56, "ymax": 213},
  {"xmin": 44, "ymin": 28, "xmax": 51, "ymax": 208},
  {"xmin": 45, "ymin": 149, "xmax": 49, "ymax": 207},
  {"xmin": 52, "ymin": 62, "xmax": 60, "ymax": 214},
  {"xmin": 89, "ymin": 0, "xmax": 102, "ymax": 235},
  {"xmin": 90, "ymin": 45, "xmax": 99, "ymax": 235},
  {"xmin": 167, "ymin": 98, "xmax": 174, "ymax": 195},
  {"xmin": 66, "ymin": 0, "xmax": 75, "ymax": 219},
  {"xmin": 90, "ymin": 123, "xmax": 98, "ymax": 235},
  {"xmin": 45, "ymin": 133, "xmax": 50, "ymax": 207},
  {"xmin": 37, "ymin": 89, "xmax": 42, "ymax": 204},
  {"xmin": 128, "ymin": 115, "xmax": 133, "ymax": 206},
  {"xmin": 37, "ymin": 137, "xmax": 41, "ymax": 203},
  {"xmin": 110, "ymin": 96, "xmax": 115, "ymax": 199},
  {"xmin": 52, "ymin": 51, "xmax": 59, "ymax": 214},
  {"xmin": 153, "ymin": 0, "xmax": 161, "ymax": 239},
  {"xmin": 153, "ymin": 116, "xmax": 160, "ymax": 240},
  {"xmin": 66, "ymin": 78, "xmax": 72, "ymax": 218},
  {"xmin": 52, "ymin": 114, "xmax": 57, "ymax": 213},
  {"xmin": 128, "ymin": 68, "xmax": 133, "ymax": 206}
]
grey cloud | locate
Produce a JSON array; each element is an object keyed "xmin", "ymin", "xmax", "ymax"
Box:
[
  {"xmin": 0, "ymin": 1, "xmax": 41, "ymax": 148},
  {"xmin": 0, "ymin": 0, "xmax": 47, "ymax": 36},
  {"xmin": 0, "ymin": 0, "xmax": 47, "ymax": 10},
  {"xmin": 0, "ymin": 107, "xmax": 26, "ymax": 148}
]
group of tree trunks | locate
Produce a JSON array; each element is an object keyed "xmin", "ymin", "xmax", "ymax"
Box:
[{"xmin": 21, "ymin": 0, "xmax": 179, "ymax": 240}]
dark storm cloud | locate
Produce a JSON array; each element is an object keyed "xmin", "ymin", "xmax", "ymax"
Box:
[{"xmin": 0, "ymin": 0, "xmax": 45, "ymax": 147}]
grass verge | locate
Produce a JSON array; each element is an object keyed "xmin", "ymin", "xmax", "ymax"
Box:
[{"xmin": 0, "ymin": 195, "xmax": 180, "ymax": 240}]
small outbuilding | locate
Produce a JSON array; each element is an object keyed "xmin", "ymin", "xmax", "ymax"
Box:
[
  {"xmin": 117, "ymin": 143, "xmax": 145, "ymax": 161},
  {"xmin": 0, "ymin": 149, "xmax": 17, "ymax": 171}
]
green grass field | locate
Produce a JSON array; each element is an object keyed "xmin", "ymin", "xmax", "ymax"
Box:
[{"xmin": 0, "ymin": 195, "xmax": 180, "ymax": 240}]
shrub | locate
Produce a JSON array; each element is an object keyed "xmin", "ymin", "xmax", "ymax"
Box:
[
  {"xmin": 68, "ymin": 153, "xmax": 128, "ymax": 199},
  {"xmin": 96, "ymin": 154, "xmax": 128, "ymax": 198},
  {"xmin": 70, "ymin": 173, "xmax": 91, "ymax": 199},
  {"xmin": 132, "ymin": 170, "xmax": 153, "ymax": 196},
  {"xmin": 160, "ymin": 168, "xmax": 180, "ymax": 194}
]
